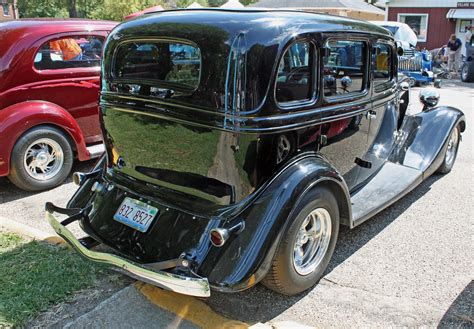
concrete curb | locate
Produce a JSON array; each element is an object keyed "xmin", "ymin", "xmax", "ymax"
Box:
[{"xmin": 0, "ymin": 215, "xmax": 64, "ymax": 244}]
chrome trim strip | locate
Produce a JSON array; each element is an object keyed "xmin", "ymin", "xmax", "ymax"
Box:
[{"xmin": 45, "ymin": 212, "xmax": 211, "ymax": 297}]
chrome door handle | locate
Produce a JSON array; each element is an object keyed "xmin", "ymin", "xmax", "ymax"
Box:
[{"xmin": 366, "ymin": 110, "xmax": 377, "ymax": 120}]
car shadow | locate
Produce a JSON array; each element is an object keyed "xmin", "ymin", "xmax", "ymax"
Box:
[
  {"xmin": 204, "ymin": 173, "xmax": 445, "ymax": 324},
  {"xmin": 0, "ymin": 160, "xmax": 95, "ymax": 205},
  {"xmin": 437, "ymin": 281, "xmax": 474, "ymax": 328}
]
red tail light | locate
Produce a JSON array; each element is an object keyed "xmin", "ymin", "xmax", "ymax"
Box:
[{"xmin": 210, "ymin": 228, "xmax": 229, "ymax": 247}]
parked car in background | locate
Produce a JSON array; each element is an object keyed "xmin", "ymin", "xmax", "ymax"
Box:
[
  {"xmin": 371, "ymin": 21, "xmax": 417, "ymax": 56},
  {"xmin": 46, "ymin": 10, "xmax": 465, "ymax": 298},
  {"xmin": 372, "ymin": 20, "xmax": 439, "ymax": 87},
  {"xmin": 0, "ymin": 19, "xmax": 117, "ymax": 191}
]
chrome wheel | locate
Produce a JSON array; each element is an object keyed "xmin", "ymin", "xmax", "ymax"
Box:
[
  {"xmin": 445, "ymin": 127, "xmax": 459, "ymax": 168},
  {"xmin": 23, "ymin": 138, "xmax": 64, "ymax": 181},
  {"xmin": 276, "ymin": 135, "xmax": 291, "ymax": 164},
  {"xmin": 292, "ymin": 208, "xmax": 332, "ymax": 276}
]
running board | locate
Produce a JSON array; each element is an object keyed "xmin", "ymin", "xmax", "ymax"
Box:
[
  {"xmin": 87, "ymin": 144, "xmax": 105, "ymax": 159},
  {"xmin": 351, "ymin": 162, "xmax": 422, "ymax": 228}
]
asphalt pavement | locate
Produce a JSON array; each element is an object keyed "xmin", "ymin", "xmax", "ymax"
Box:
[{"xmin": 0, "ymin": 81, "xmax": 472, "ymax": 328}]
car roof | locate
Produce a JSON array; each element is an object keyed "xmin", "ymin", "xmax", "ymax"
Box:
[
  {"xmin": 131, "ymin": 8, "xmax": 391, "ymax": 38},
  {"xmin": 112, "ymin": 9, "xmax": 392, "ymax": 60},
  {"xmin": 0, "ymin": 19, "xmax": 117, "ymax": 72},
  {"xmin": 0, "ymin": 18, "xmax": 118, "ymax": 30}
]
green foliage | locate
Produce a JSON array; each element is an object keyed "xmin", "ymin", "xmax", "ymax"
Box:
[
  {"xmin": 89, "ymin": 0, "xmax": 162, "ymax": 21},
  {"xmin": 17, "ymin": 0, "xmax": 68, "ymax": 18},
  {"xmin": 239, "ymin": 0, "xmax": 258, "ymax": 5},
  {"xmin": 207, "ymin": 0, "xmax": 226, "ymax": 6},
  {"xmin": 17, "ymin": 0, "xmax": 259, "ymax": 19},
  {"xmin": 176, "ymin": 0, "xmax": 208, "ymax": 8},
  {"xmin": 207, "ymin": 0, "xmax": 257, "ymax": 7}
]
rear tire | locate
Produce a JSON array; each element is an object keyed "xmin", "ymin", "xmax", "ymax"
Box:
[
  {"xmin": 437, "ymin": 125, "xmax": 460, "ymax": 174},
  {"xmin": 8, "ymin": 127, "xmax": 74, "ymax": 192},
  {"xmin": 263, "ymin": 186, "xmax": 339, "ymax": 295},
  {"xmin": 461, "ymin": 62, "xmax": 474, "ymax": 82}
]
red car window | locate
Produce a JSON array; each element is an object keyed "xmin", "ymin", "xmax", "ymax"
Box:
[{"xmin": 34, "ymin": 35, "xmax": 105, "ymax": 70}]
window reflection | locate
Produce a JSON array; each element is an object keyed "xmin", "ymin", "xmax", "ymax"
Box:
[
  {"xmin": 113, "ymin": 41, "xmax": 201, "ymax": 90},
  {"xmin": 276, "ymin": 41, "xmax": 314, "ymax": 104},
  {"xmin": 323, "ymin": 40, "xmax": 367, "ymax": 96}
]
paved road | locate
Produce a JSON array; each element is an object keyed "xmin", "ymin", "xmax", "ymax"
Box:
[{"xmin": 1, "ymin": 82, "xmax": 472, "ymax": 327}]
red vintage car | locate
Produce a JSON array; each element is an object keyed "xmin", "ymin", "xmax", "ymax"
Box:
[{"xmin": 0, "ymin": 19, "xmax": 117, "ymax": 191}]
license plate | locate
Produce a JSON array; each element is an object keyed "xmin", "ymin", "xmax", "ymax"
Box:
[{"xmin": 113, "ymin": 197, "xmax": 158, "ymax": 233}]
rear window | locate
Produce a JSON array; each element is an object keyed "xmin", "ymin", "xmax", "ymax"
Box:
[{"xmin": 113, "ymin": 41, "xmax": 201, "ymax": 90}]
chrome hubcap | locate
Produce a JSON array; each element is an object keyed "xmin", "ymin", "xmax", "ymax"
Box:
[
  {"xmin": 293, "ymin": 208, "xmax": 332, "ymax": 276},
  {"xmin": 24, "ymin": 138, "xmax": 64, "ymax": 181},
  {"xmin": 445, "ymin": 127, "xmax": 459, "ymax": 167}
]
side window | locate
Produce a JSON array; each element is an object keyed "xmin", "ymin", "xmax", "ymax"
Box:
[
  {"xmin": 372, "ymin": 43, "xmax": 392, "ymax": 84},
  {"xmin": 276, "ymin": 41, "xmax": 314, "ymax": 104},
  {"xmin": 34, "ymin": 36, "xmax": 104, "ymax": 70},
  {"xmin": 323, "ymin": 40, "xmax": 367, "ymax": 97}
]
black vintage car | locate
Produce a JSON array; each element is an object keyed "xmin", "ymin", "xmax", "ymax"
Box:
[{"xmin": 46, "ymin": 9, "xmax": 466, "ymax": 297}]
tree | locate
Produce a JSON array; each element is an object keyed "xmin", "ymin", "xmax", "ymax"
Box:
[
  {"xmin": 17, "ymin": 0, "xmax": 258, "ymax": 20},
  {"xmin": 239, "ymin": 0, "xmax": 258, "ymax": 5},
  {"xmin": 89, "ymin": 0, "xmax": 164, "ymax": 21},
  {"xmin": 208, "ymin": 0, "xmax": 257, "ymax": 7},
  {"xmin": 207, "ymin": 0, "xmax": 225, "ymax": 6},
  {"xmin": 175, "ymin": 0, "xmax": 208, "ymax": 7},
  {"xmin": 65, "ymin": 0, "xmax": 77, "ymax": 17},
  {"xmin": 17, "ymin": 0, "xmax": 68, "ymax": 18}
]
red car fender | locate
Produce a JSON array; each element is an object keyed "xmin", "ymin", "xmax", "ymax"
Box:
[{"xmin": 0, "ymin": 101, "xmax": 90, "ymax": 176}]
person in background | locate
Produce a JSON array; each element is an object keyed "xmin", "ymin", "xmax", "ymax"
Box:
[
  {"xmin": 50, "ymin": 38, "xmax": 82, "ymax": 61},
  {"xmin": 465, "ymin": 25, "xmax": 472, "ymax": 53},
  {"xmin": 447, "ymin": 34, "xmax": 462, "ymax": 76}
]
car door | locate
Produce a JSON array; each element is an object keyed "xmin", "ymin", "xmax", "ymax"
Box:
[
  {"xmin": 356, "ymin": 40, "xmax": 398, "ymax": 185},
  {"xmin": 30, "ymin": 32, "xmax": 108, "ymax": 145},
  {"xmin": 317, "ymin": 37, "xmax": 372, "ymax": 192}
]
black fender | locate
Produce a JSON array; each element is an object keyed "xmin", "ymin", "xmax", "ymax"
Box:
[
  {"xmin": 389, "ymin": 106, "xmax": 466, "ymax": 178},
  {"xmin": 199, "ymin": 154, "xmax": 351, "ymax": 292}
]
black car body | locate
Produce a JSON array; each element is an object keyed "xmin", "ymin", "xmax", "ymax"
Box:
[{"xmin": 46, "ymin": 9, "xmax": 466, "ymax": 297}]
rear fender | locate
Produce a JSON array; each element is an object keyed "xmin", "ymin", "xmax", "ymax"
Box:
[
  {"xmin": 390, "ymin": 106, "xmax": 466, "ymax": 177},
  {"xmin": 0, "ymin": 101, "xmax": 89, "ymax": 176},
  {"xmin": 200, "ymin": 154, "xmax": 351, "ymax": 292}
]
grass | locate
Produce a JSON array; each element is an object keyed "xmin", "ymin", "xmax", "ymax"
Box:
[{"xmin": 0, "ymin": 232, "xmax": 104, "ymax": 327}]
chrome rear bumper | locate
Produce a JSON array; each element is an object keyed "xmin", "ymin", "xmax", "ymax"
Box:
[{"xmin": 46, "ymin": 212, "xmax": 211, "ymax": 297}]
